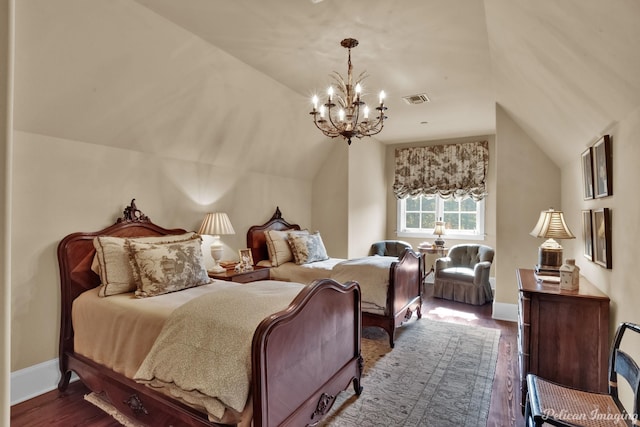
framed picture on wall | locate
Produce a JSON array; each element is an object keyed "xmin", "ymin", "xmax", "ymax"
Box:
[
  {"xmin": 582, "ymin": 210, "xmax": 593, "ymax": 261},
  {"xmin": 593, "ymin": 135, "xmax": 612, "ymax": 198},
  {"xmin": 592, "ymin": 208, "xmax": 612, "ymax": 269},
  {"xmin": 581, "ymin": 147, "xmax": 594, "ymax": 200}
]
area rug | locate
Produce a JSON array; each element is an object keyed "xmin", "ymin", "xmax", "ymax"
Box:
[{"xmin": 85, "ymin": 319, "xmax": 500, "ymax": 427}]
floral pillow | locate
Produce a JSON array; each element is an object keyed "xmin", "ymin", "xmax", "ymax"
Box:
[
  {"xmin": 93, "ymin": 232, "xmax": 197, "ymax": 297},
  {"xmin": 128, "ymin": 237, "xmax": 211, "ymax": 298},
  {"xmin": 264, "ymin": 229, "xmax": 309, "ymax": 266},
  {"xmin": 287, "ymin": 232, "xmax": 329, "ymax": 265}
]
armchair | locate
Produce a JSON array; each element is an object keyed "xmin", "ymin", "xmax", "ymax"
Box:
[
  {"xmin": 433, "ymin": 244, "xmax": 494, "ymax": 305},
  {"xmin": 369, "ymin": 240, "xmax": 412, "ymax": 257}
]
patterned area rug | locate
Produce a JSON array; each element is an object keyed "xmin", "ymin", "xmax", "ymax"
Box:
[
  {"xmin": 321, "ymin": 319, "xmax": 500, "ymax": 426},
  {"xmin": 85, "ymin": 319, "xmax": 500, "ymax": 427}
]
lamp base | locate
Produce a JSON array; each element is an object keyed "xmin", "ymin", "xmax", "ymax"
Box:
[
  {"xmin": 434, "ymin": 237, "xmax": 445, "ymax": 248},
  {"xmin": 535, "ymin": 246, "xmax": 563, "ymax": 276},
  {"xmin": 208, "ymin": 263, "xmax": 226, "ymax": 274}
]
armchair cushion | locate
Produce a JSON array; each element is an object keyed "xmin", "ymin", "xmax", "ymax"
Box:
[
  {"xmin": 369, "ymin": 240, "xmax": 412, "ymax": 257},
  {"xmin": 434, "ymin": 244, "xmax": 494, "ymax": 305}
]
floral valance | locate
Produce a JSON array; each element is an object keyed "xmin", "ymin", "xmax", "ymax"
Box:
[{"xmin": 393, "ymin": 140, "xmax": 489, "ymax": 201}]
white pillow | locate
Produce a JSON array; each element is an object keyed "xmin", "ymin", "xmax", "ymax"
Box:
[
  {"xmin": 93, "ymin": 232, "xmax": 197, "ymax": 297},
  {"xmin": 264, "ymin": 229, "xmax": 308, "ymax": 266},
  {"xmin": 287, "ymin": 232, "xmax": 329, "ymax": 265}
]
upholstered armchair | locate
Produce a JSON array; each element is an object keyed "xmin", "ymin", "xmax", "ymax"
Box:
[
  {"xmin": 369, "ymin": 240, "xmax": 412, "ymax": 257},
  {"xmin": 433, "ymin": 244, "xmax": 494, "ymax": 305}
]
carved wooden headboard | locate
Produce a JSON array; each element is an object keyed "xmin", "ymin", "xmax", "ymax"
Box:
[{"xmin": 246, "ymin": 207, "xmax": 301, "ymax": 265}]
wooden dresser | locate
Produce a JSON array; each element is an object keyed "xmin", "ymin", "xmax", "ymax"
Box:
[{"xmin": 516, "ymin": 268, "xmax": 610, "ymax": 412}]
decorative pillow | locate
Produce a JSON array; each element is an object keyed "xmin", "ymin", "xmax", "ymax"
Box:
[
  {"xmin": 287, "ymin": 232, "xmax": 329, "ymax": 265},
  {"xmin": 264, "ymin": 229, "xmax": 309, "ymax": 266},
  {"xmin": 93, "ymin": 232, "xmax": 197, "ymax": 297},
  {"xmin": 128, "ymin": 238, "xmax": 211, "ymax": 298}
]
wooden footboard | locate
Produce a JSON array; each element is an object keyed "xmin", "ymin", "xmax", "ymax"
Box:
[
  {"xmin": 253, "ymin": 278, "xmax": 363, "ymax": 427},
  {"xmin": 362, "ymin": 248, "xmax": 423, "ymax": 347},
  {"xmin": 57, "ymin": 201, "xmax": 363, "ymax": 427}
]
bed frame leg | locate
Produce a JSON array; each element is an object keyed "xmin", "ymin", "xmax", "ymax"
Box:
[
  {"xmin": 58, "ymin": 370, "xmax": 71, "ymax": 392},
  {"xmin": 353, "ymin": 355, "xmax": 364, "ymax": 395}
]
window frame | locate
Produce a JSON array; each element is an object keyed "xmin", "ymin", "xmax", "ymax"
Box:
[{"xmin": 396, "ymin": 195, "xmax": 486, "ymax": 241}]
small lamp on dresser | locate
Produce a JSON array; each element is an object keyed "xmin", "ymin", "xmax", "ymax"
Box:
[
  {"xmin": 198, "ymin": 212, "xmax": 235, "ymax": 273},
  {"xmin": 529, "ymin": 208, "xmax": 575, "ymax": 275}
]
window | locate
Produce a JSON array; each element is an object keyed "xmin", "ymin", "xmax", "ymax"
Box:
[{"xmin": 397, "ymin": 195, "xmax": 485, "ymax": 240}]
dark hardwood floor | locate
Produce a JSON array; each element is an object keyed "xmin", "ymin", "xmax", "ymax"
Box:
[{"xmin": 11, "ymin": 285, "xmax": 523, "ymax": 426}]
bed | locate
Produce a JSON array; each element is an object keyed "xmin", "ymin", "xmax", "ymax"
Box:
[
  {"xmin": 246, "ymin": 207, "xmax": 423, "ymax": 348},
  {"xmin": 57, "ymin": 201, "xmax": 363, "ymax": 427}
]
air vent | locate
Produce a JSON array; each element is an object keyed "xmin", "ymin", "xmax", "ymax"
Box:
[{"xmin": 402, "ymin": 93, "xmax": 430, "ymax": 105}]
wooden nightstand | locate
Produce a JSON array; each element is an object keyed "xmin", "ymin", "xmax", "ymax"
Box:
[{"xmin": 208, "ymin": 265, "xmax": 271, "ymax": 283}]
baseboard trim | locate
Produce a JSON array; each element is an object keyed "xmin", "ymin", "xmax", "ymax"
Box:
[
  {"xmin": 11, "ymin": 358, "xmax": 77, "ymax": 405},
  {"xmin": 492, "ymin": 302, "xmax": 518, "ymax": 322}
]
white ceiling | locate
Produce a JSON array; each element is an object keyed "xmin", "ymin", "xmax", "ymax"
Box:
[
  {"xmin": 15, "ymin": 0, "xmax": 640, "ymax": 169},
  {"xmin": 134, "ymin": 0, "xmax": 496, "ymax": 144}
]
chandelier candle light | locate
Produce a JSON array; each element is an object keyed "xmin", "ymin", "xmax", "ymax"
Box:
[
  {"xmin": 198, "ymin": 212, "xmax": 236, "ymax": 274},
  {"xmin": 310, "ymin": 38, "xmax": 387, "ymax": 145}
]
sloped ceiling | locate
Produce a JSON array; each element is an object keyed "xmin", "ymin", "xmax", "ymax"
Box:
[{"xmin": 14, "ymin": 0, "xmax": 640, "ymax": 174}]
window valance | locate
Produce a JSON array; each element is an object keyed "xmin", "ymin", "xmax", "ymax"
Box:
[{"xmin": 393, "ymin": 140, "xmax": 489, "ymax": 201}]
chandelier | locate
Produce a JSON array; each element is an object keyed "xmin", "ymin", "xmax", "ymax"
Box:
[{"xmin": 309, "ymin": 38, "xmax": 387, "ymax": 145}]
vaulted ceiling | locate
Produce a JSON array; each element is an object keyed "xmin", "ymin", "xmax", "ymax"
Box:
[{"xmin": 14, "ymin": 0, "xmax": 640, "ymax": 172}]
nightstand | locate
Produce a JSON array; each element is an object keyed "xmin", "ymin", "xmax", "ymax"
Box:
[{"xmin": 208, "ymin": 265, "xmax": 271, "ymax": 283}]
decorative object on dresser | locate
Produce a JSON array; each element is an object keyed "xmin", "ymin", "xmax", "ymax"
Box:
[
  {"xmin": 525, "ymin": 322, "xmax": 640, "ymax": 427},
  {"xmin": 197, "ymin": 212, "xmax": 235, "ymax": 273},
  {"xmin": 433, "ymin": 219, "xmax": 446, "ymax": 248},
  {"xmin": 433, "ymin": 244, "xmax": 494, "ymax": 305},
  {"xmin": 529, "ymin": 208, "xmax": 575, "ymax": 276},
  {"xmin": 592, "ymin": 207, "xmax": 612, "ymax": 269},
  {"xmin": 309, "ymin": 38, "xmax": 387, "ymax": 145},
  {"xmin": 593, "ymin": 134, "xmax": 612, "ymax": 198},
  {"xmin": 57, "ymin": 200, "xmax": 364, "ymax": 427},
  {"xmin": 559, "ymin": 258, "xmax": 579, "ymax": 291},
  {"xmin": 516, "ymin": 268, "xmax": 610, "ymax": 414}
]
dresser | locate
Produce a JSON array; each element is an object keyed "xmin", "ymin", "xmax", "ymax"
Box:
[{"xmin": 516, "ymin": 268, "xmax": 610, "ymax": 412}]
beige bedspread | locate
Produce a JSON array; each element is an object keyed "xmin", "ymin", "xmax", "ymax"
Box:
[
  {"xmin": 264, "ymin": 257, "xmax": 344, "ymax": 283},
  {"xmin": 133, "ymin": 280, "xmax": 304, "ymax": 421},
  {"xmin": 331, "ymin": 256, "xmax": 395, "ymax": 315}
]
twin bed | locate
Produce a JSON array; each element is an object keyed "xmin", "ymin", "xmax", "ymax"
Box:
[
  {"xmin": 246, "ymin": 207, "xmax": 423, "ymax": 348},
  {"xmin": 57, "ymin": 202, "xmax": 422, "ymax": 426},
  {"xmin": 57, "ymin": 202, "xmax": 363, "ymax": 427}
]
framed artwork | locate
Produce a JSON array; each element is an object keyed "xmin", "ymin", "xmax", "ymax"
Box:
[
  {"xmin": 582, "ymin": 210, "xmax": 593, "ymax": 261},
  {"xmin": 581, "ymin": 147, "xmax": 594, "ymax": 200},
  {"xmin": 238, "ymin": 248, "xmax": 254, "ymax": 266},
  {"xmin": 592, "ymin": 208, "xmax": 611, "ymax": 269},
  {"xmin": 593, "ymin": 135, "xmax": 612, "ymax": 198}
]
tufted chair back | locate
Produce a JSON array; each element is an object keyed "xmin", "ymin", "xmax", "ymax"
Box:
[
  {"xmin": 447, "ymin": 244, "xmax": 494, "ymax": 268},
  {"xmin": 369, "ymin": 240, "xmax": 413, "ymax": 257}
]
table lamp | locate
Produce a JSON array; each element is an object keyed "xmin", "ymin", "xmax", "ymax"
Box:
[
  {"xmin": 198, "ymin": 212, "xmax": 235, "ymax": 273},
  {"xmin": 529, "ymin": 208, "xmax": 574, "ymax": 275},
  {"xmin": 433, "ymin": 220, "xmax": 446, "ymax": 248}
]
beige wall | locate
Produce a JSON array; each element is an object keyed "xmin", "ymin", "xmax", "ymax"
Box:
[
  {"xmin": 561, "ymin": 105, "xmax": 640, "ymax": 331},
  {"xmin": 10, "ymin": 1, "xmax": 325, "ymax": 373},
  {"xmin": 312, "ymin": 143, "xmax": 349, "ymax": 258},
  {"xmin": 494, "ymin": 104, "xmax": 560, "ymax": 305},
  {"xmin": 1, "ymin": 0, "xmax": 12, "ymax": 421},
  {"xmin": 311, "ymin": 139, "xmax": 387, "ymax": 259},
  {"xmin": 348, "ymin": 140, "xmax": 387, "ymax": 258}
]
